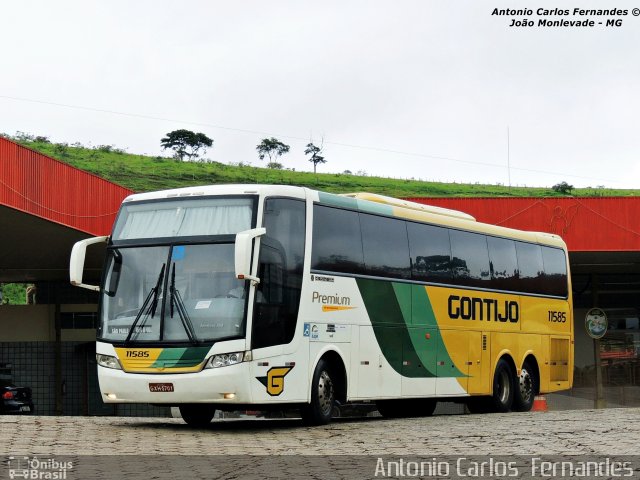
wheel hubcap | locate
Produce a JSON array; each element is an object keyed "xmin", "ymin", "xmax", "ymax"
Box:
[
  {"xmin": 317, "ymin": 371, "xmax": 334, "ymax": 416},
  {"xmin": 519, "ymin": 368, "xmax": 533, "ymax": 403}
]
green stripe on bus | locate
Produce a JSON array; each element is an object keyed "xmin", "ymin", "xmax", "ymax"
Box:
[
  {"xmin": 357, "ymin": 279, "xmax": 464, "ymax": 378},
  {"xmin": 318, "ymin": 192, "xmax": 393, "ymax": 216},
  {"xmin": 151, "ymin": 347, "xmax": 210, "ymax": 368},
  {"xmin": 318, "ymin": 192, "xmax": 358, "ymax": 209},
  {"xmin": 411, "ymin": 285, "xmax": 465, "ymax": 378}
]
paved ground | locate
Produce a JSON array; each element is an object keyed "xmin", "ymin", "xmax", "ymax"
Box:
[{"xmin": 1, "ymin": 407, "xmax": 638, "ymax": 456}]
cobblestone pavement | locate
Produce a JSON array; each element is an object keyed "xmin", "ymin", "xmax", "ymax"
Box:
[{"xmin": 1, "ymin": 407, "xmax": 639, "ymax": 456}]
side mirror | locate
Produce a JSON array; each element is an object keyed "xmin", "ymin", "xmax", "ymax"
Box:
[
  {"xmin": 105, "ymin": 250, "xmax": 123, "ymax": 297},
  {"xmin": 70, "ymin": 236, "xmax": 109, "ymax": 291},
  {"xmin": 235, "ymin": 228, "xmax": 266, "ymax": 285}
]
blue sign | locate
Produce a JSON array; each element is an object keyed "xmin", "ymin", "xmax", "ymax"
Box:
[{"xmin": 172, "ymin": 246, "xmax": 186, "ymax": 261}]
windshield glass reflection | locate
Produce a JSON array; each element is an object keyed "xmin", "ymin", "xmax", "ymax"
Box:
[{"xmin": 100, "ymin": 244, "xmax": 247, "ymax": 343}]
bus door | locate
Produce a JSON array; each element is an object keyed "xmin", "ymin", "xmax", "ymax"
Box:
[{"xmin": 249, "ymin": 198, "xmax": 308, "ymax": 403}]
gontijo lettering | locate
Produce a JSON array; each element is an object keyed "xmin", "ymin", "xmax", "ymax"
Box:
[{"xmin": 448, "ymin": 295, "xmax": 519, "ymax": 323}]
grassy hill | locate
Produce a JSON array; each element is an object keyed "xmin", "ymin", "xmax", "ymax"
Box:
[{"xmin": 13, "ymin": 138, "xmax": 640, "ymax": 197}]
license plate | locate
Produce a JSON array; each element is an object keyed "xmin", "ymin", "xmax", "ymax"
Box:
[
  {"xmin": 149, "ymin": 383, "xmax": 174, "ymax": 393},
  {"xmin": 20, "ymin": 406, "xmax": 31, "ymax": 412}
]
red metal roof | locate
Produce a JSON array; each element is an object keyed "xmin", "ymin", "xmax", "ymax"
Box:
[
  {"xmin": 1, "ymin": 136, "xmax": 638, "ymax": 252},
  {"xmin": 0, "ymin": 137, "xmax": 132, "ymax": 236},
  {"xmin": 406, "ymin": 197, "xmax": 640, "ymax": 252}
]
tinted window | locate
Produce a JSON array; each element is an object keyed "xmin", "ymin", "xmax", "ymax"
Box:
[
  {"xmin": 541, "ymin": 247, "xmax": 568, "ymax": 297},
  {"xmin": 253, "ymin": 198, "xmax": 305, "ymax": 349},
  {"xmin": 407, "ymin": 222, "xmax": 452, "ymax": 282},
  {"xmin": 487, "ymin": 237, "xmax": 519, "ymax": 291},
  {"xmin": 515, "ymin": 242, "xmax": 545, "ymax": 294},
  {"xmin": 311, "ymin": 205, "xmax": 364, "ymax": 274},
  {"xmin": 449, "ymin": 230, "xmax": 491, "ymax": 287},
  {"xmin": 359, "ymin": 214, "xmax": 411, "ymax": 279}
]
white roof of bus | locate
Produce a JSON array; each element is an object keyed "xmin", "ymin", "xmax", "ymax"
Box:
[
  {"xmin": 121, "ymin": 184, "xmax": 567, "ymax": 250},
  {"xmin": 122, "ymin": 184, "xmax": 308, "ymax": 202}
]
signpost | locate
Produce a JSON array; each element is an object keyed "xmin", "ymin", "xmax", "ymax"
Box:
[{"xmin": 585, "ymin": 307, "xmax": 608, "ymax": 409}]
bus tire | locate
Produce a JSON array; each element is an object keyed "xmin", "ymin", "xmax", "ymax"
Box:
[
  {"xmin": 376, "ymin": 399, "xmax": 437, "ymax": 418},
  {"xmin": 179, "ymin": 404, "xmax": 216, "ymax": 427},
  {"xmin": 512, "ymin": 359, "xmax": 538, "ymax": 412},
  {"xmin": 301, "ymin": 359, "xmax": 335, "ymax": 425},
  {"xmin": 489, "ymin": 358, "xmax": 515, "ymax": 413}
]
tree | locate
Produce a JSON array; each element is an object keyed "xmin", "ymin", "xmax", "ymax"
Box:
[
  {"xmin": 161, "ymin": 129, "xmax": 213, "ymax": 161},
  {"xmin": 256, "ymin": 138, "xmax": 290, "ymax": 167},
  {"xmin": 552, "ymin": 181, "xmax": 574, "ymax": 195},
  {"xmin": 304, "ymin": 141, "xmax": 327, "ymax": 173}
]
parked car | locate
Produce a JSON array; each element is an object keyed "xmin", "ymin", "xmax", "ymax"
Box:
[{"xmin": 1, "ymin": 380, "xmax": 34, "ymax": 414}]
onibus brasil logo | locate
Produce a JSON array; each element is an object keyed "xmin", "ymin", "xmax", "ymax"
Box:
[{"xmin": 8, "ymin": 456, "xmax": 73, "ymax": 479}]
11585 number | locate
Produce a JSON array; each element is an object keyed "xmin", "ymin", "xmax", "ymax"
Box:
[{"xmin": 548, "ymin": 311, "xmax": 567, "ymax": 323}]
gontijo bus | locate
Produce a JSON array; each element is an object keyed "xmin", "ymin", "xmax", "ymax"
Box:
[{"xmin": 70, "ymin": 185, "xmax": 573, "ymax": 425}]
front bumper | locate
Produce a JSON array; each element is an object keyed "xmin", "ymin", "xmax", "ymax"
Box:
[
  {"xmin": 1, "ymin": 400, "xmax": 34, "ymax": 414},
  {"xmin": 97, "ymin": 361, "xmax": 252, "ymax": 404}
]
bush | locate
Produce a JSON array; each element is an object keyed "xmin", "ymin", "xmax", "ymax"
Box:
[
  {"xmin": 552, "ymin": 181, "xmax": 574, "ymax": 195},
  {"xmin": 53, "ymin": 143, "xmax": 69, "ymax": 157},
  {"xmin": 267, "ymin": 162, "xmax": 283, "ymax": 170},
  {"xmin": 14, "ymin": 131, "xmax": 35, "ymax": 142}
]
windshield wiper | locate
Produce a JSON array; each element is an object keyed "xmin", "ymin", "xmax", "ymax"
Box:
[
  {"xmin": 125, "ymin": 264, "xmax": 165, "ymax": 343},
  {"xmin": 169, "ymin": 263, "xmax": 199, "ymax": 343}
]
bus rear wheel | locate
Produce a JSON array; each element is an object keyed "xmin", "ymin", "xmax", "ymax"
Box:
[
  {"xmin": 467, "ymin": 359, "xmax": 515, "ymax": 414},
  {"xmin": 489, "ymin": 359, "xmax": 515, "ymax": 412},
  {"xmin": 376, "ymin": 399, "xmax": 437, "ymax": 418},
  {"xmin": 301, "ymin": 359, "xmax": 335, "ymax": 425},
  {"xmin": 179, "ymin": 404, "xmax": 216, "ymax": 427},
  {"xmin": 512, "ymin": 360, "xmax": 538, "ymax": 412}
]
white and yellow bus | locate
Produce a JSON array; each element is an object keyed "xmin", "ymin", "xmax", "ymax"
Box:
[{"xmin": 70, "ymin": 185, "xmax": 573, "ymax": 426}]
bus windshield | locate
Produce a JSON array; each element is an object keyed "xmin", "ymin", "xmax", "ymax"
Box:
[{"xmin": 100, "ymin": 243, "xmax": 247, "ymax": 343}]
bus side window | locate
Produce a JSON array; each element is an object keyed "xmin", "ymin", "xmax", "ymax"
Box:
[
  {"xmin": 515, "ymin": 241, "xmax": 545, "ymax": 295},
  {"xmin": 449, "ymin": 230, "xmax": 491, "ymax": 288},
  {"xmin": 487, "ymin": 236, "xmax": 519, "ymax": 291},
  {"xmin": 252, "ymin": 198, "xmax": 306, "ymax": 349},
  {"xmin": 541, "ymin": 246, "xmax": 568, "ymax": 297},
  {"xmin": 311, "ymin": 205, "xmax": 364, "ymax": 274},
  {"xmin": 407, "ymin": 222, "xmax": 452, "ymax": 283},
  {"xmin": 360, "ymin": 213, "xmax": 411, "ymax": 279}
]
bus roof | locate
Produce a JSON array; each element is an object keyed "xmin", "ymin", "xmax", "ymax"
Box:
[
  {"xmin": 121, "ymin": 184, "xmax": 308, "ymax": 203},
  {"xmin": 120, "ymin": 184, "xmax": 567, "ymax": 250},
  {"xmin": 341, "ymin": 192, "xmax": 476, "ymax": 221}
]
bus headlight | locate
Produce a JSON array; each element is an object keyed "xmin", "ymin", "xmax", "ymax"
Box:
[
  {"xmin": 96, "ymin": 354, "xmax": 122, "ymax": 370},
  {"xmin": 205, "ymin": 352, "xmax": 244, "ymax": 369}
]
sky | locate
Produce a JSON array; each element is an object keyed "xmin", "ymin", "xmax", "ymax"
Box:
[{"xmin": 1, "ymin": 1, "xmax": 639, "ymax": 189}]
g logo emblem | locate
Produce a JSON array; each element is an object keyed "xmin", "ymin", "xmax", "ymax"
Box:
[{"xmin": 257, "ymin": 366, "xmax": 293, "ymax": 396}]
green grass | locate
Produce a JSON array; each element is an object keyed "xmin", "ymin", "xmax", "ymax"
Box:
[
  {"xmin": 14, "ymin": 139, "xmax": 640, "ymax": 197},
  {"xmin": 0, "ymin": 283, "xmax": 28, "ymax": 305}
]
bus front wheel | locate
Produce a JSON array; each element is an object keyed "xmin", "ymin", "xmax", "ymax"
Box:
[
  {"xmin": 179, "ymin": 404, "xmax": 216, "ymax": 427},
  {"xmin": 301, "ymin": 359, "xmax": 335, "ymax": 425}
]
